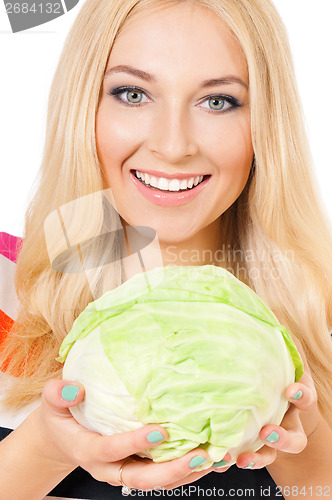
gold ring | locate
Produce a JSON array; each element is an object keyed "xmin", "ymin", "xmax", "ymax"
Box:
[{"xmin": 118, "ymin": 458, "xmax": 136, "ymax": 494}]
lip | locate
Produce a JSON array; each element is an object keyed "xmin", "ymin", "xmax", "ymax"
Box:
[
  {"xmin": 131, "ymin": 169, "xmax": 208, "ymax": 180},
  {"xmin": 130, "ymin": 171, "xmax": 211, "ymax": 207}
]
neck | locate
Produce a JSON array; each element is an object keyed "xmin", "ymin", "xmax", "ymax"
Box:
[
  {"xmin": 120, "ymin": 217, "xmax": 225, "ymax": 282},
  {"xmin": 158, "ymin": 219, "xmax": 223, "ymax": 267}
]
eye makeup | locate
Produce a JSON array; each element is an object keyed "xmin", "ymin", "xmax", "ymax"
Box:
[{"xmin": 107, "ymin": 85, "xmax": 244, "ymax": 114}]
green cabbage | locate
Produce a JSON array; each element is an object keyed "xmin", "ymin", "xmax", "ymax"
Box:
[{"xmin": 59, "ymin": 265, "xmax": 303, "ymax": 468}]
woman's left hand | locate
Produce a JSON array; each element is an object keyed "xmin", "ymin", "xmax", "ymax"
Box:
[
  {"xmin": 227, "ymin": 337, "xmax": 320, "ymax": 472},
  {"xmin": 156, "ymin": 365, "xmax": 319, "ymax": 489},
  {"xmin": 231, "ymin": 370, "xmax": 318, "ymax": 471},
  {"xmin": 153, "ymin": 338, "xmax": 321, "ymax": 491}
]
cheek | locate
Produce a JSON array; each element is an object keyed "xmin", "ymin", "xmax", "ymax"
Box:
[
  {"xmin": 203, "ymin": 118, "xmax": 253, "ymax": 177},
  {"xmin": 95, "ymin": 104, "xmax": 143, "ymax": 170}
]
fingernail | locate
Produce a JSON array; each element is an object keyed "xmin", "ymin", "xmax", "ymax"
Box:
[
  {"xmin": 244, "ymin": 461, "xmax": 255, "ymax": 469},
  {"xmin": 265, "ymin": 431, "xmax": 280, "ymax": 443},
  {"xmin": 147, "ymin": 431, "xmax": 164, "ymax": 443},
  {"xmin": 189, "ymin": 456, "xmax": 207, "ymax": 468},
  {"xmin": 291, "ymin": 390, "xmax": 303, "ymax": 400},
  {"xmin": 213, "ymin": 460, "xmax": 228, "ymax": 468},
  {"xmin": 61, "ymin": 385, "xmax": 79, "ymax": 402}
]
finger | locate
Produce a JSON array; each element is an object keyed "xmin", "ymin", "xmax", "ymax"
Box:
[
  {"xmin": 43, "ymin": 383, "xmax": 169, "ymax": 467},
  {"xmin": 236, "ymin": 445, "xmax": 277, "ymax": 470},
  {"xmin": 160, "ymin": 467, "xmax": 213, "ymax": 489},
  {"xmin": 286, "ymin": 380, "xmax": 317, "ymax": 411},
  {"xmin": 88, "ymin": 425, "xmax": 168, "ymax": 463},
  {"xmin": 167, "ymin": 452, "xmax": 233, "ymax": 487},
  {"xmin": 114, "ymin": 449, "xmax": 212, "ymax": 490},
  {"xmin": 211, "ymin": 452, "xmax": 232, "ymax": 473},
  {"xmin": 260, "ymin": 407, "xmax": 307, "ymax": 454},
  {"xmin": 166, "ymin": 452, "xmax": 233, "ymax": 487},
  {"xmin": 42, "ymin": 381, "xmax": 169, "ymax": 466},
  {"xmin": 94, "ymin": 460, "xmax": 213, "ymax": 490},
  {"xmin": 42, "ymin": 379, "xmax": 85, "ymax": 416}
]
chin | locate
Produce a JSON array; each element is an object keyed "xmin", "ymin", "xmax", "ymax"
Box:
[{"xmin": 155, "ymin": 229, "xmax": 196, "ymax": 246}]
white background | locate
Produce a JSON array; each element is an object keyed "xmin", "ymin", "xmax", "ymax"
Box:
[{"xmin": 0, "ymin": 0, "xmax": 331, "ymax": 236}]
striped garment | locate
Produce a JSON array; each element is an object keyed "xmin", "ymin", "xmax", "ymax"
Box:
[{"xmin": 0, "ymin": 232, "xmax": 283, "ymax": 499}]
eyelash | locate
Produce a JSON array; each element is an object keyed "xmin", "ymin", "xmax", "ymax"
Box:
[{"xmin": 107, "ymin": 86, "xmax": 243, "ymax": 114}]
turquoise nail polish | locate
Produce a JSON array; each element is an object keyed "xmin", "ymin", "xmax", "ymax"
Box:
[
  {"xmin": 147, "ymin": 431, "xmax": 164, "ymax": 443},
  {"xmin": 213, "ymin": 460, "xmax": 228, "ymax": 468},
  {"xmin": 291, "ymin": 390, "xmax": 303, "ymax": 400},
  {"xmin": 61, "ymin": 385, "xmax": 79, "ymax": 402},
  {"xmin": 189, "ymin": 456, "xmax": 207, "ymax": 468},
  {"xmin": 265, "ymin": 431, "xmax": 280, "ymax": 443},
  {"xmin": 244, "ymin": 461, "xmax": 255, "ymax": 469}
]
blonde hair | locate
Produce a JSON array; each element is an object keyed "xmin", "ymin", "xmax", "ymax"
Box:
[{"xmin": 1, "ymin": 0, "xmax": 332, "ymax": 427}]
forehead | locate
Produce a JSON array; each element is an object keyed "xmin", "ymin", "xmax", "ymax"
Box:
[{"xmin": 106, "ymin": 2, "xmax": 248, "ymax": 83}]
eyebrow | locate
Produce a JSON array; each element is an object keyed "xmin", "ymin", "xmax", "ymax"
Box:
[{"xmin": 104, "ymin": 65, "xmax": 248, "ymax": 89}]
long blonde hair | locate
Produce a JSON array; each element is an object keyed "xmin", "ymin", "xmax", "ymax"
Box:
[{"xmin": 1, "ymin": 0, "xmax": 332, "ymax": 426}]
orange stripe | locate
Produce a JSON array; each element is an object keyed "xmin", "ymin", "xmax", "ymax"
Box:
[
  {"xmin": 0, "ymin": 309, "xmax": 15, "ymax": 373},
  {"xmin": 0, "ymin": 309, "xmax": 14, "ymax": 342}
]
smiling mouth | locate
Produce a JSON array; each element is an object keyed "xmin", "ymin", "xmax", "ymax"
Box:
[{"xmin": 131, "ymin": 170, "xmax": 211, "ymax": 192}]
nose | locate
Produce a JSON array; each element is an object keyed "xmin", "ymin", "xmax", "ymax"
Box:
[{"xmin": 146, "ymin": 103, "xmax": 198, "ymax": 163}]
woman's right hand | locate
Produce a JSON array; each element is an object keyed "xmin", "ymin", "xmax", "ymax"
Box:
[{"xmin": 36, "ymin": 379, "xmax": 230, "ymax": 491}]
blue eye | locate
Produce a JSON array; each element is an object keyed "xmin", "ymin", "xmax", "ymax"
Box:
[
  {"xmin": 126, "ymin": 90, "xmax": 143, "ymax": 103},
  {"xmin": 199, "ymin": 95, "xmax": 241, "ymax": 113},
  {"xmin": 208, "ymin": 97, "xmax": 228, "ymax": 110},
  {"xmin": 107, "ymin": 86, "xmax": 243, "ymax": 113},
  {"xmin": 108, "ymin": 86, "xmax": 150, "ymax": 106}
]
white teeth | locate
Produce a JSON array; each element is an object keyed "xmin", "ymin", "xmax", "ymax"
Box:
[
  {"xmin": 168, "ymin": 179, "xmax": 181, "ymax": 191},
  {"xmin": 187, "ymin": 178, "xmax": 194, "ymax": 189},
  {"xmin": 180, "ymin": 179, "xmax": 188, "ymax": 190},
  {"xmin": 149, "ymin": 176, "xmax": 159, "ymax": 188},
  {"xmin": 156, "ymin": 177, "xmax": 169, "ymax": 191},
  {"xmin": 134, "ymin": 171, "xmax": 204, "ymax": 192}
]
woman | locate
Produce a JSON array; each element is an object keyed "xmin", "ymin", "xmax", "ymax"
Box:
[{"xmin": 0, "ymin": 0, "xmax": 331, "ymax": 498}]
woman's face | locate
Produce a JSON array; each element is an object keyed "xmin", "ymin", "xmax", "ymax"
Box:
[{"xmin": 96, "ymin": 2, "xmax": 253, "ymax": 245}]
